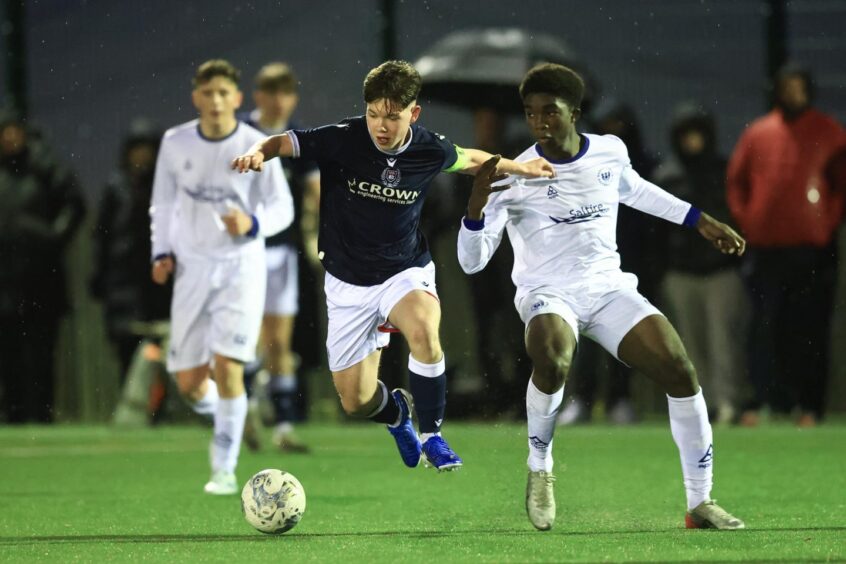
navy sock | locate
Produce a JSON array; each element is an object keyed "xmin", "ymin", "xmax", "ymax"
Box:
[
  {"xmin": 368, "ymin": 381, "xmax": 400, "ymax": 425},
  {"xmin": 269, "ymin": 375, "xmax": 297, "ymax": 424},
  {"xmin": 243, "ymin": 358, "xmax": 262, "ymax": 397},
  {"xmin": 409, "ymin": 355, "xmax": 446, "ymax": 434}
]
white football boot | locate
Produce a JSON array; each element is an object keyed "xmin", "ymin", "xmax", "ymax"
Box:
[
  {"xmin": 526, "ymin": 470, "xmax": 556, "ymax": 530},
  {"xmin": 203, "ymin": 470, "xmax": 238, "ymax": 495}
]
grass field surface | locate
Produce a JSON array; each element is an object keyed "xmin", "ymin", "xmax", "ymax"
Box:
[{"xmin": 1, "ymin": 422, "xmax": 843, "ymax": 562}]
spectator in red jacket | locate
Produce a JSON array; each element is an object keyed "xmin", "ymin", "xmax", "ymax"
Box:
[{"xmin": 727, "ymin": 64, "xmax": 846, "ymax": 427}]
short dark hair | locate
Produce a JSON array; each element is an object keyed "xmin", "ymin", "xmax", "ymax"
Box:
[
  {"xmin": 363, "ymin": 60, "xmax": 421, "ymax": 109},
  {"xmin": 519, "ymin": 63, "xmax": 585, "ymax": 111},
  {"xmin": 773, "ymin": 62, "xmax": 814, "ymax": 104},
  {"xmin": 193, "ymin": 59, "xmax": 240, "ymax": 88},
  {"xmin": 255, "ymin": 62, "xmax": 297, "ymax": 93}
]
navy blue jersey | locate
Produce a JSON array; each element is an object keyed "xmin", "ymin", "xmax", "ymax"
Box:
[
  {"xmin": 238, "ymin": 113, "xmax": 319, "ymax": 248},
  {"xmin": 289, "ymin": 116, "xmax": 459, "ymax": 286}
]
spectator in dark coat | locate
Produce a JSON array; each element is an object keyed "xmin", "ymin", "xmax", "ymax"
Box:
[
  {"xmin": 0, "ymin": 109, "xmax": 86, "ymax": 423},
  {"xmin": 90, "ymin": 120, "xmax": 171, "ymax": 379},
  {"xmin": 655, "ymin": 102, "xmax": 746, "ymax": 424}
]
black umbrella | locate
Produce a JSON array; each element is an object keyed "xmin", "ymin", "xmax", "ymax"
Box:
[{"xmin": 415, "ymin": 28, "xmax": 594, "ymax": 114}]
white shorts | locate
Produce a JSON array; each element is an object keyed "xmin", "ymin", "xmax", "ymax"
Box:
[
  {"xmin": 324, "ymin": 262, "xmax": 438, "ymax": 372},
  {"xmin": 167, "ymin": 253, "xmax": 267, "ymax": 372},
  {"xmin": 264, "ymin": 244, "xmax": 299, "ymax": 316},
  {"xmin": 515, "ymin": 279, "xmax": 662, "ymax": 361}
]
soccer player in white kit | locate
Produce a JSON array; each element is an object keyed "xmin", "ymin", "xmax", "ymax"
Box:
[
  {"xmin": 150, "ymin": 60, "xmax": 293, "ymax": 495},
  {"xmin": 458, "ymin": 64, "xmax": 746, "ymax": 530}
]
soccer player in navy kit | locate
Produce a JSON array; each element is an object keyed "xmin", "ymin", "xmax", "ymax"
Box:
[{"xmin": 233, "ymin": 60, "xmax": 554, "ymax": 471}]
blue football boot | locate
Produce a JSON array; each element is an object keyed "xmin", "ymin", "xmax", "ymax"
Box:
[
  {"xmin": 421, "ymin": 435, "xmax": 463, "ymax": 472},
  {"xmin": 387, "ymin": 388, "xmax": 422, "ymax": 468}
]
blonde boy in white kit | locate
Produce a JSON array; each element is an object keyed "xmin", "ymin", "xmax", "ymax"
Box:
[
  {"xmin": 458, "ymin": 64, "xmax": 746, "ymax": 531},
  {"xmin": 150, "ymin": 60, "xmax": 293, "ymax": 495}
]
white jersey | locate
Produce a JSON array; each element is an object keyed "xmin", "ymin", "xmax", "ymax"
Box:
[
  {"xmin": 150, "ymin": 119, "xmax": 293, "ymax": 261},
  {"xmin": 458, "ymin": 134, "xmax": 694, "ymax": 298}
]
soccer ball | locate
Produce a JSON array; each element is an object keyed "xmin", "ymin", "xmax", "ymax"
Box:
[{"xmin": 241, "ymin": 469, "xmax": 306, "ymax": 534}]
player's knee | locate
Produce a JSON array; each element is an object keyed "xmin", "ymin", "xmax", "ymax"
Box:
[
  {"xmin": 177, "ymin": 378, "xmax": 204, "ymax": 401},
  {"xmin": 528, "ymin": 351, "xmax": 570, "ymax": 391},
  {"xmin": 264, "ymin": 336, "xmax": 290, "ymax": 355},
  {"xmin": 405, "ymin": 325, "xmax": 441, "ymax": 362},
  {"xmin": 659, "ymin": 353, "xmax": 697, "ymax": 396},
  {"xmin": 540, "ymin": 355, "xmax": 571, "ymax": 389}
]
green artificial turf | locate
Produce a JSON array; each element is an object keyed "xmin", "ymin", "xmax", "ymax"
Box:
[{"xmin": 0, "ymin": 422, "xmax": 843, "ymax": 562}]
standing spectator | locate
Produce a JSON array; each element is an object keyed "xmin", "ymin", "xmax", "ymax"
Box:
[
  {"xmin": 558, "ymin": 101, "xmax": 661, "ymax": 425},
  {"xmin": 656, "ymin": 102, "xmax": 746, "ymax": 424},
  {"xmin": 90, "ymin": 119, "xmax": 171, "ymax": 379},
  {"xmin": 0, "ymin": 109, "xmax": 86, "ymax": 423},
  {"xmin": 727, "ymin": 65, "xmax": 846, "ymax": 426}
]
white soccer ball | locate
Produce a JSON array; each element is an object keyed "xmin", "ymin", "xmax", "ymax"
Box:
[{"xmin": 241, "ymin": 469, "xmax": 306, "ymax": 534}]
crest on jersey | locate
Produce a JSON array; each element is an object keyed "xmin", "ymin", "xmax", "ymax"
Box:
[
  {"xmin": 597, "ymin": 167, "xmax": 613, "ymax": 185},
  {"xmin": 381, "ymin": 166, "xmax": 401, "ymax": 187}
]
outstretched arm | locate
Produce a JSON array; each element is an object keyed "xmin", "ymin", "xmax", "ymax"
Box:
[
  {"xmin": 458, "ymin": 147, "xmax": 554, "ymax": 179},
  {"xmin": 693, "ymin": 211, "xmax": 746, "ymax": 256},
  {"xmin": 620, "ymin": 166, "xmax": 745, "ymax": 256},
  {"xmin": 231, "ymin": 133, "xmax": 296, "ymax": 173}
]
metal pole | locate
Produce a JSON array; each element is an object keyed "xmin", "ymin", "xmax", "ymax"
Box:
[
  {"xmin": 765, "ymin": 0, "xmax": 787, "ymax": 107},
  {"xmin": 379, "ymin": 0, "xmax": 396, "ymax": 61},
  {"xmin": 3, "ymin": 0, "xmax": 27, "ymax": 117}
]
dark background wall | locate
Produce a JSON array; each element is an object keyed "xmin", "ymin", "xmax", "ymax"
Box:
[
  {"xmin": 2, "ymin": 0, "xmax": 845, "ymax": 420},
  {"xmin": 9, "ymin": 0, "xmax": 843, "ymax": 202}
]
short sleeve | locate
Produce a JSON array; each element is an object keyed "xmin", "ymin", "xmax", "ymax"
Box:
[
  {"xmin": 429, "ymin": 131, "xmax": 460, "ymax": 172},
  {"xmin": 288, "ymin": 120, "xmax": 350, "ymax": 161}
]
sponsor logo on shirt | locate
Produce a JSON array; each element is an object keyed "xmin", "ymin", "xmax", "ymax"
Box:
[
  {"xmin": 549, "ymin": 203, "xmax": 609, "ymax": 224},
  {"xmin": 597, "ymin": 167, "xmax": 614, "ymax": 185},
  {"xmin": 547, "ymin": 186, "xmax": 559, "ymax": 199},
  {"xmin": 381, "ymin": 166, "xmax": 401, "ymax": 187},
  {"xmin": 183, "ymin": 184, "xmax": 234, "ymax": 203},
  {"xmin": 346, "ymin": 178, "xmax": 420, "ymax": 205},
  {"xmin": 531, "ymin": 299, "xmax": 547, "ymax": 312}
]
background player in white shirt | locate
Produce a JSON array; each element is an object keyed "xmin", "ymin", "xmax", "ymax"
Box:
[
  {"xmin": 232, "ymin": 60, "xmax": 554, "ymax": 473},
  {"xmin": 150, "ymin": 60, "xmax": 293, "ymax": 495},
  {"xmin": 458, "ymin": 64, "xmax": 746, "ymax": 531}
]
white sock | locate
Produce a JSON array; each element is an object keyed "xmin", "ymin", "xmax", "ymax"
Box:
[
  {"xmin": 192, "ymin": 379, "xmax": 219, "ymax": 417},
  {"xmin": 212, "ymin": 393, "xmax": 247, "ymax": 474},
  {"xmin": 668, "ymin": 389, "xmax": 713, "ymax": 510},
  {"xmin": 526, "ymin": 378, "xmax": 564, "ymax": 473},
  {"xmin": 420, "ymin": 432, "xmax": 441, "ymax": 444}
]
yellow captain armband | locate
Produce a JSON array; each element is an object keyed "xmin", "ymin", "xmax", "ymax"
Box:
[{"xmin": 443, "ymin": 145, "xmax": 469, "ymax": 173}]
